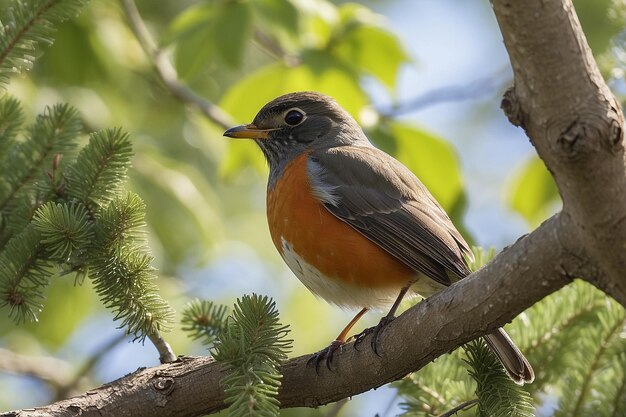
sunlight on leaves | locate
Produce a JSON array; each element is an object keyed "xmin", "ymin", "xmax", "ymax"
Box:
[{"xmin": 508, "ymin": 156, "xmax": 560, "ymax": 227}]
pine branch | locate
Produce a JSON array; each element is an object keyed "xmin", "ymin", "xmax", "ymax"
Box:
[
  {"xmin": 608, "ymin": 354, "xmax": 626, "ymax": 417},
  {"xmin": 464, "ymin": 340, "xmax": 534, "ymax": 417},
  {"xmin": 147, "ymin": 330, "xmax": 176, "ymax": 364},
  {"xmin": 0, "ymin": 0, "xmax": 88, "ymax": 87},
  {"xmin": 0, "ymin": 225, "xmax": 50, "ymax": 321},
  {"xmin": 181, "ymin": 298, "xmax": 229, "ymax": 347},
  {"xmin": 558, "ymin": 304, "xmax": 626, "ymax": 417},
  {"xmin": 88, "ymin": 192, "xmax": 174, "ymax": 339},
  {"xmin": 0, "ymin": 95, "xmax": 23, "ymax": 152},
  {"xmin": 505, "ymin": 280, "xmax": 620, "ymax": 391},
  {"xmin": 0, "ymin": 103, "xmax": 81, "ymax": 214},
  {"xmin": 32, "ymin": 201, "xmax": 94, "ymax": 262},
  {"xmin": 66, "ymin": 128, "xmax": 132, "ymax": 217},
  {"xmin": 213, "ymin": 294, "xmax": 292, "ymax": 417}
]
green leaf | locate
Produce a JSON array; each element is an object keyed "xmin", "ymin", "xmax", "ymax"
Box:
[
  {"xmin": 369, "ymin": 122, "xmax": 465, "ymax": 216},
  {"xmin": 165, "ymin": 3, "xmax": 214, "ymax": 44},
  {"xmin": 221, "ymin": 60, "xmax": 365, "ymax": 122},
  {"xmin": 333, "ymin": 25, "xmax": 409, "ymax": 90},
  {"xmin": 573, "ymin": 0, "xmax": 623, "ymax": 55},
  {"xmin": 168, "ymin": 4, "xmax": 216, "ymax": 80},
  {"xmin": 508, "ymin": 156, "xmax": 560, "ymax": 227},
  {"xmin": 214, "ymin": 1, "xmax": 253, "ymax": 68},
  {"xmin": 169, "ymin": 1, "xmax": 252, "ymax": 79},
  {"xmin": 252, "ymin": 0, "xmax": 301, "ymax": 49}
]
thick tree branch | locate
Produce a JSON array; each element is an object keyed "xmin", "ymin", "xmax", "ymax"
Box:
[
  {"xmin": 2, "ymin": 214, "xmax": 595, "ymax": 416},
  {"xmin": 493, "ymin": 0, "xmax": 626, "ymax": 304}
]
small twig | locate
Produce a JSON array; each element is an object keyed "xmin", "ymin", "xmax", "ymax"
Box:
[
  {"xmin": 252, "ymin": 29, "xmax": 284, "ymax": 61},
  {"xmin": 148, "ymin": 330, "xmax": 177, "ymax": 363},
  {"xmin": 252, "ymin": 29, "xmax": 300, "ymax": 67},
  {"xmin": 436, "ymin": 399, "xmax": 478, "ymax": 417},
  {"xmin": 378, "ymin": 68, "xmax": 511, "ymax": 118},
  {"xmin": 121, "ymin": 0, "xmax": 235, "ymax": 129},
  {"xmin": 0, "ymin": 347, "xmax": 74, "ymax": 387}
]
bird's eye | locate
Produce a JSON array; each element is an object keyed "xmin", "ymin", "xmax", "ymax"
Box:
[{"xmin": 284, "ymin": 109, "xmax": 305, "ymax": 126}]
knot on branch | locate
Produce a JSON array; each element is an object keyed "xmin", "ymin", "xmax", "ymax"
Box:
[
  {"xmin": 556, "ymin": 112, "xmax": 624, "ymax": 159},
  {"xmin": 557, "ymin": 120, "xmax": 585, "ymax": 157},
  {"xmin": 501, "ymin": 87, "xmax": 525, "ymax": 128},
  {"xmin": 608, "ymin": 116, "xmax": 624, "ymax": 153}
]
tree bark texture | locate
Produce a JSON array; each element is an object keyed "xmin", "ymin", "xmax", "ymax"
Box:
[
  {"xmin": 3, "ymin": 0, "xmax": 625, "ymax": 415},
  {"xmin": 495, "ymin": 0, "xmax": 626, "ymax": 303}
]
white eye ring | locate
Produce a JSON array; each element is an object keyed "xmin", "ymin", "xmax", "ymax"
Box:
[{"xmin": 284, "ymin": 108, "xmax": 306, "ymax": 126}]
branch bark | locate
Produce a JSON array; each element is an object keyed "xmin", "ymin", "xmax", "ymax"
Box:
[
  {"xmin": 494, "ymin": 0, "xmax": 626, "ymax": 304},
  {"xmin": 4, "ymin": 0, "xmax": 625, "ymax": 415}
]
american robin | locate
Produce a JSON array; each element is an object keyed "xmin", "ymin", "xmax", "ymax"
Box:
[{"xmin": 223, "ymin": 91, "xmax": 534, "ymax": 384}]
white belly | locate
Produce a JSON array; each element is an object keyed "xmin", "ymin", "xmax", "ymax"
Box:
[{"xmin": 280, "ymin": 237, "xmax": 425, "ymax": 310}]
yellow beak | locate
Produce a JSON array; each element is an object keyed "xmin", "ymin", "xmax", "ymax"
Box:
[{"xmin": 223, "ymin": 124, "xmax": 277, "ymax": 139}]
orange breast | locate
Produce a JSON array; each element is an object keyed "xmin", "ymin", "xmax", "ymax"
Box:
[{"xmin": 267, "ymin": 153, "xmax": 414, "ymax": 296}]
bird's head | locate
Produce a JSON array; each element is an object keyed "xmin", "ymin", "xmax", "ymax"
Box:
[{"xmin": 223, "ymin": 91, "xmax": 369, "ymax": 171}]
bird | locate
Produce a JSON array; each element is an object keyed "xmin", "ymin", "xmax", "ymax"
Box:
[{"xmin": 223, "ymin": 91, "xmax": 534, "ymax": 384}]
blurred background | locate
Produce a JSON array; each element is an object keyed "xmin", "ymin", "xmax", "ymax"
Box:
[{"xmin": 1, "ymin": 0, "xmax": 624, "ymax": 415}]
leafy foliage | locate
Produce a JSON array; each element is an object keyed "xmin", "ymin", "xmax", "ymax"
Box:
[
  {"xmin": 508, "ymin": 156, "xmax": 560, "ymax": 227},
  {"xmin": 213, "ymin": 294, "xmax": 292, "ymax": 417}
]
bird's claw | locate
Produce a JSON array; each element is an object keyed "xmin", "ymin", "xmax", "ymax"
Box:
[
  {"xmin": 353, "ymin": 315, "xmax": 395, "ymax": 356},
  {"xmin": 306, "ymin": 339, "xmax": 344, "ymax": 374}
]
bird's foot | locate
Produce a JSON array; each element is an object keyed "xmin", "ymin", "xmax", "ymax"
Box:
[
  {"xmin": 353, "ymin": 315, "xmax": 395, "ymax": 356},
  {"xmin": 306, "ymin": 339, "xmax": 344, "ymax": 374}
]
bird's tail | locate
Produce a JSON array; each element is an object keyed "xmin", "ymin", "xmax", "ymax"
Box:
[{"xmin": 483, "ymin": 327, "xmax": 534, "ymax": 385}]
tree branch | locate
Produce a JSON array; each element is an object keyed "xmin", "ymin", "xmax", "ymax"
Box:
[
  {"xmin": 378, "ymin": 68, "xmax": 511, "ymax": 118},
  {"xmin": 120, "ymin": 0, "xmax": 236, "ymax": 129},
  {"xmin": 0, "ymin": 347, "xmax": 74, "ymax": 388},
  {"xmin": 1, "ymin": 214, "xmax": 591, "ymax": 416},
  {"xmin": 493, "ymin": 0, "xmax": 626, "ymax": 305},
  {"xmin": 147, "ymin": 330, "xmax": 176, "ymax": 364}
]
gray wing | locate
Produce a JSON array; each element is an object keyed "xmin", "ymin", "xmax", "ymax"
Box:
[{"xmin": 308, "ymin": 145, "xmax": 472, "ymax": 286}]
